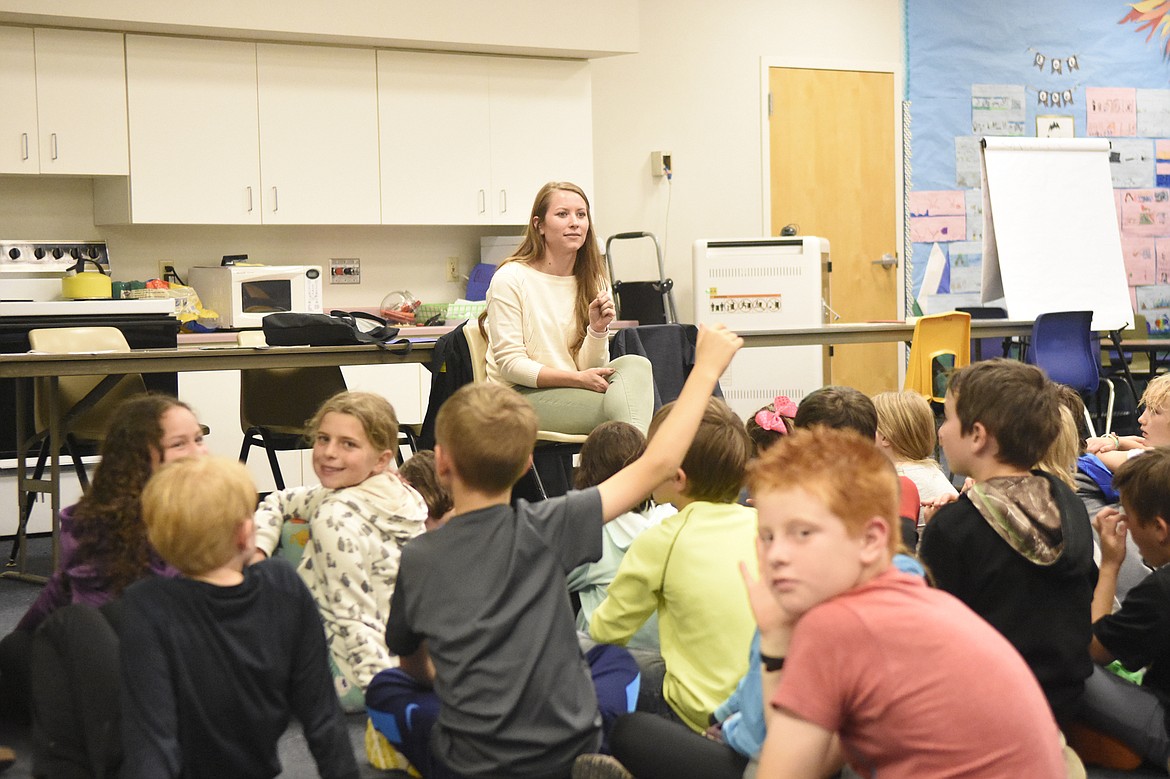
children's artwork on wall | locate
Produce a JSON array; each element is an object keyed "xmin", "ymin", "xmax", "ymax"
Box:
[
  {"xmin": 1110, "ymin": 139, "xmax": 1156, "ymax": 187},
  {"xmin": 907, "ymin": 0, "xmax": 1170, "ymax": 330},
  {"xmin": 1037, "ymin": 115, "xmax": 1074, "ymax": 137},
  {"xmin": 1122, "ymin": 235, "xmax": 1157, "ymax": 285},
  {"xmin": 972, "ymin": 84, "xmax": 1027, "ymax": 135},
  {"xmin": 1087, "ymin": 87, "xmax": 1138, "ymax": 137},
  {"xmin": 1136, "ymin": 284, "xmax": 1170, "ymax": 335},
  {"xmin": 1137, "ymin": 88, "xmax": 1170, "ymax": 136}
]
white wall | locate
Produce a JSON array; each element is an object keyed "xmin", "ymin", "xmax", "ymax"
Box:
[
  {"xmin": 0, "ymin": 0, "xmax": 638, "ymax": 57},
  {"xmin": 590, "ymin": 0, "xmax": 904, "ymax": 319}
]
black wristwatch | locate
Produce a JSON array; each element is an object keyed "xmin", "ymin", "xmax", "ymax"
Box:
[{"xmin": 760, "ymin": 652, "xmax": 786, "ymax": 672}]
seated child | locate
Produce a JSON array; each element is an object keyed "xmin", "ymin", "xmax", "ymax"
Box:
[
  {"xmin": 744, "ymin": 395, "xmax": 797, "ymax": 456},
  {"xmin": 749, "ymin": 427, "xmax": 1068, "ymax": 777},
  {"xmin": 365, "ymin": 323, "xmax": 741, "ymax": 779},
  {"xmin": 120, "ymin": 456, "xmax": 358, "ymax": 778},
  {"xmin": 919, "ymin": 359, "xmax": 1096, "ymax": 724},
  {"xmin": 1079, "ymin": 448, "xmax": 1170, "ymax": 770},
  {"xmin": 589, "ymin": 397, "xmax": 758, "ymax": 733},
  {"xmin": 566, "ymin": 421, "xmax": 674, "ymax": 651},
  {"xmin": 793, "ymin": 384, "xmax": 877, "ymax": 437},
  {"xmin": 1037, "ymin": 405, "xmax": 1080, "ymax": 491},
  {"xmin": 873, "ymin": 389, "xmax": 958, "ymax": 521},
  {"xmin": 400, "ymin": 450, "xmax": 454, "ymax": 531},
  {"xmin": 252, "ymin": 391, "xmax": 427, "ymax": 710}
]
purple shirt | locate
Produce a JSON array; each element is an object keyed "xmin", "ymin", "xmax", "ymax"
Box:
[{"xmin": 16, "ymin": 504, "xmax": 179, "ymax": 632}]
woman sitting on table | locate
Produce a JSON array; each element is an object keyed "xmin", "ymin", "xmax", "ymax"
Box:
[{"xmin": 485, "ymin": 181, "xmax": 653, "ymax": 435}]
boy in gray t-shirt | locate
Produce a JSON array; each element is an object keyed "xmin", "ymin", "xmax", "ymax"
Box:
[{"xmin": 366, "ymin": 324, "xmax": 740, "ymax": 779}]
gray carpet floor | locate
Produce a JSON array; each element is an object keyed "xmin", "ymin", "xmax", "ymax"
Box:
[{"xmin": 0, "ymin": 536, "xmax": 1163, "ymax": 778}]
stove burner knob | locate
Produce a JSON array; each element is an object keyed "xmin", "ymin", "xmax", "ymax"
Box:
[
  {"xmin": 51, "ymin": 248, "xmax": 63, "ymax": 260},
  {"xmin": 34, "ymin": 247, "xmax": 45, "ymax": 260},
  {"xmin": 7, "ymin": 248, "xmax": 19, "ymax": 260},
  {"xmin": 87, "ymin": 246, "xmax": 100, "ymax": 259},
  {"xmin": 69, "ymin": 247, "xmax": 81, "ymax": 260}
]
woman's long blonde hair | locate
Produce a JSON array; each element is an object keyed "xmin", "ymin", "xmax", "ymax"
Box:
[{"xmin": 495, "ymin": 181, "xmax": 608, "ymax": 359}]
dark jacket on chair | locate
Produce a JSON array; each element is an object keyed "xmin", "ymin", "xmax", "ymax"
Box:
[
  {"xmin": 417, "ymin": 323, "xmax": 476, "ymax": 451},
  {"xmin": 609, "ymin": 324, "xmax": 723, "ymax": 411}
]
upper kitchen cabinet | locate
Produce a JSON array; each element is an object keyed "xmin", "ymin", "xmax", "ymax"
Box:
[
  {"xmin": 104, "ymin": 36, "xmax": 380, "ymax": 225},
  {"xmin": 379, "ymin": 52, "xmax": 592, "ymax": 225},
  {"xmin": 0, "ymin": 27, "xmax": 128, "ymax": 175},
  {"xmin": 119, "ymin": 36, "xmax": 262, "ymax": 224},
  {"xmin": 256, "ymin": 44, "xmax": 380, "ymax": 225}
]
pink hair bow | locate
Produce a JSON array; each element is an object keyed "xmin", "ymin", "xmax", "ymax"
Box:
[{"xmin": 755, "ymin": 396, "xmax": 798, "ymax": 433}]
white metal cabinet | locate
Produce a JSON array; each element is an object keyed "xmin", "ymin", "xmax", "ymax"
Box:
[
  {"xmin": 487, "ymin": 57, "xmax": 593, "ymax": 223},
  {"xmin": 0, "ymin": 27, "xmax": 39, "ymax": 174},
  {"xmin": 257, "ymin": 43, "xmax": 381, "ymax": 225},
  {"xmin": 378, "ymin": 51, "xmax": 493, "ymax": 225},
  {"xmin": 34, "ymin": 28, "xmax": 129, "ymax": 175},
  {"xmin": 0, "ymin": 27, "xmax": 128, "ymax": 175},
  {"xmin": 123, "ymin": 35, "xmax": 262, "ymax": 224},
  {"xmin": 378, "ymin": 52, "xmax": 593, "ymax": 225}
]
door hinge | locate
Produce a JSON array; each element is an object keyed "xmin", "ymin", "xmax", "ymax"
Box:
[
  {"xmin": 828, "ymin": 345, "xmax": 835, "ymax": 358},
  {"xmin": 767, "ymin": 92, "xmax": 773, "ymax": 117}
]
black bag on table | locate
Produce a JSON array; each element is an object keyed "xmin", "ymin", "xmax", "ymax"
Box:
[{"xmin": 261, "ymin": 310, "xmax": 403, "ymax": 347}]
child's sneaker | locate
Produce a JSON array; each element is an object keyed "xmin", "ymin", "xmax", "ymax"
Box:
[
  {"xmin": 571, "ymin": 753, "xmax": 634, "ymax": 779},
  {"xmin": 364, "ymin": 718, "xmax": 421, "ymax": 777}
]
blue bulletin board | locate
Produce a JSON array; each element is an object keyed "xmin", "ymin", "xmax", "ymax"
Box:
[{"xmin": 906, "ymin": 0, "xmax": 1170, "ymax": 333}]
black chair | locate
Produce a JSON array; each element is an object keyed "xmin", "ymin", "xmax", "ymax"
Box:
[{"xmin": 956, "ymin": 306, "xmax": 1015, "ymax": 361}]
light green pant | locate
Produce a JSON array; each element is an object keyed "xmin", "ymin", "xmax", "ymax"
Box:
[{"xmin": 517, "ymin": 354, "xmax": 654, "ymax": 435}]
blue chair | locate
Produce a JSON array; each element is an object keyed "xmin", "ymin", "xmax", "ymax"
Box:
[{"xmin": 1025, "ymin": 311, "xmax": 1114, "ymax": 436}]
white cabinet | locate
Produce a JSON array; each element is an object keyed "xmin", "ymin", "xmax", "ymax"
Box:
[
  {"xmin": 379, "ymin": 51, "xmax": 592, "ymax": 225},
  {"xmin": 0, "ymin": 27, "xmax": 128, "ymax": 175},
  {"xmin": 256, "ymin": 44, "xmax": 381, "ymax": 225},
  {"xmin": 117, "ymin": 37, "xmax": 381, "ymax": 225},
  {"xmin": 123, "ymin": 36, "xmax": 262, "ymax": 224}
]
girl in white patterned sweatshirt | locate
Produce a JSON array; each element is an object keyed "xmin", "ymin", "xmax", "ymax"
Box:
[{"xmin": 252, "ymin": 391, "xmax": 427, "ymax": 711}]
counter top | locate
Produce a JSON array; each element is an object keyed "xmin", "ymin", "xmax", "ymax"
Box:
[{"xmin": 0, "ymin": 299, "xmax": 176, "ymax": 316}]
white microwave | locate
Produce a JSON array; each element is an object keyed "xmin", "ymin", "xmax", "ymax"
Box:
[{"xmin": 189, "ymin": 265, "xmax": 323, "ymax": 328}]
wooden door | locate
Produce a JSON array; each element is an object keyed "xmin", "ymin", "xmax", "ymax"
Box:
[{"xmin": 769, "ymin": 67, "xmax": 899, "ymax": 395}]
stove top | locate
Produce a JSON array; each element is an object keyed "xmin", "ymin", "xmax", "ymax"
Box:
[{"xmin": 0, "ymin": 299, "xmax": 176, "ymax": 317}]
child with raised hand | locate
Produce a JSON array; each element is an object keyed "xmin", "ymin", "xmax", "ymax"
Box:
[
  {"xmin": 121, "ymin": 457, "xmax": 358, "ymax": 779},
  {"xmin": 365, "ymin": 323, "xmax": 741, "ymax": 779},
  {"xmin": 589, "ymin": 396, "xmax": 758, "ymax": 733},
  {"xmin": 873, "ymin": 390, "xmax": 958, "ymax": 520},
  {"xmin": 747, "ymin": 427, "xmax": 1067, "ymax": 777},
  {"xmin": 567, "ymin": 421, "xmax": 675, "ymax": 651},
  {"xmin": 252, "ymin": 391, "xmax": 427, "ymax": 711}
]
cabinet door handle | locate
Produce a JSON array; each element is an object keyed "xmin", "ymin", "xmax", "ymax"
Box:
[
  {"xmin": 272, "ymin": 187, "xmax": 278, "ymax": 213},
  {"xmin": 478, "ymin": 189, "xmax": 486, "ymax": 214},
  {"xmin": 246, "ymin": 186, "xmax": 253, "ymax": 212},
  {"xmin": 20, "ymin": 133, "xmax": 28, "ymax": 161},
  {"xmin": 50, "ymin": 133, "xmax": 58, "ymax": 161},
  {"xmin": 499, "ymin": 189, "xmax": 506, "ymax": 214}
]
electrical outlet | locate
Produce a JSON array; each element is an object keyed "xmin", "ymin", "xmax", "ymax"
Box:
[
  {"xmin": 157, "ymin": 260, "xmax": 176, "ymax": 280},
  {"xmin": 446, "ymin": 256, "xmax": 460, "ymax": 282}
]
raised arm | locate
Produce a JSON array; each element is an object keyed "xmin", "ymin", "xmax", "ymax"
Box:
[{"xmin": 597, "ymin": 324, "xmax": 741, "ymax": 522}]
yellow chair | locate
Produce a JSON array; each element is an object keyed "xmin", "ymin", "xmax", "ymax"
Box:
[
  {"xmin": 904, "ymin": 312, "xmax": 972, "ymax": 403},
  {"xmin": 237, "ymin": 330, "xmax": 348, "ymax": 490},
  {"xmin": 10, "ymin": 327, "xmax": 150, "ymax": 564},
  {"xmin": 27, "ymin": 326, "xmax": 148, "ymax": 489},
  {"xmin": 462, "ymin": 318, "xmax": 587, "ymax": 497}
]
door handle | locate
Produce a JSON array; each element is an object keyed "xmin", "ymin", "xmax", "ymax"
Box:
[
  {"xmin": 871, "ymin": 253, "xmax": 898, "ymax": 269},
  {"xmin": 50, "ymin": 133, "xmax": 58, "ymax": 161},
  {"xmin": 20, "ymin": 132, "xmax": 29, "ymax": 161}
]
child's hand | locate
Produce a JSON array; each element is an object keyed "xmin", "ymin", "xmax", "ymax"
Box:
[
  {"xmin": 739, "ymin": 559, "xmax": 796, "ymax": 640},
  {"xmin": 1093, "ymin": 506, "xmax": 1129, "ymax": 567},
  {"xmin": 695, "ymin": 324, "xmax": 743, "ymax": 375},
  {"xmin": 920, "ymin": 492, "xmax": 959, "ymax": 524},
  {"xmin": 1085, "ymin": 435, "xmax": 1117, "ymax": 455}
]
